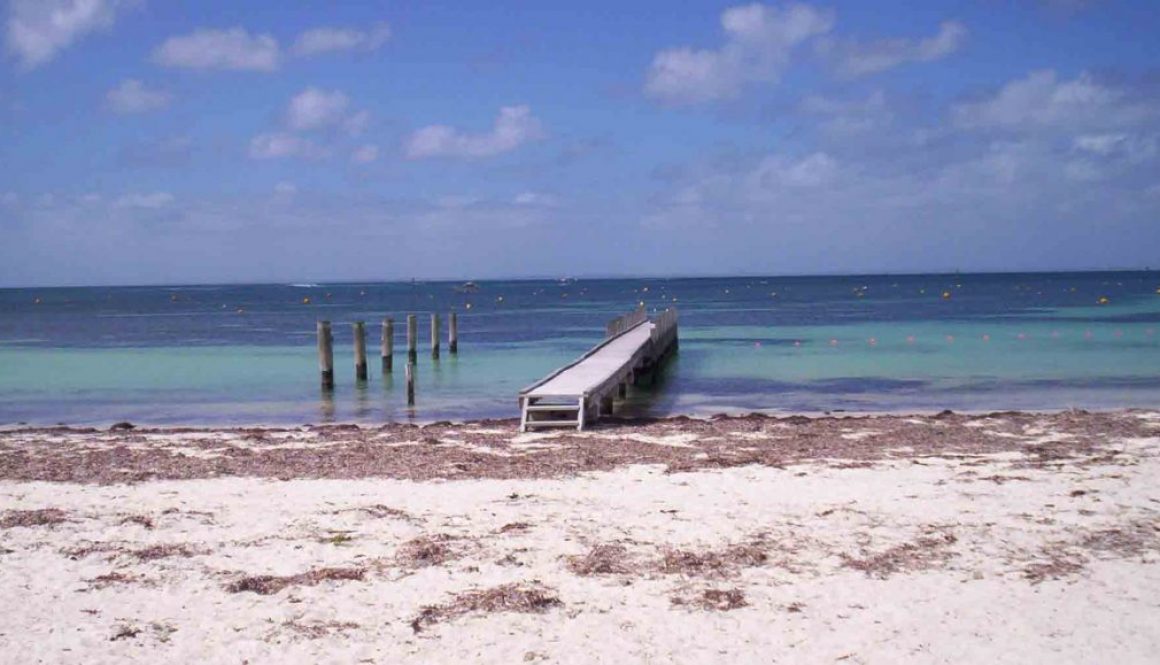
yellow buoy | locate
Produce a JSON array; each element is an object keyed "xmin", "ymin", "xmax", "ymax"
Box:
[
  {"xmin": 1097, "ymin": 296, "xmax": 1109, "ymax": 305},
  {"xmin": 302, "ymin": 297, "xmax": 311, "ymax": 304},
  {"xmin": 942, "ymin": 291, "xmax": 951, "ymax": 299}
]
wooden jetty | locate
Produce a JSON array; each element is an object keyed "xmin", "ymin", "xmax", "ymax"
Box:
[{"xmin": 519, "ymin": 307, "xmax": 679, "ymax": 431}]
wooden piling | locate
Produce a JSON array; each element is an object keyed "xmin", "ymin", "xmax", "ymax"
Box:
[
  {"xmin": 431, "ymin": 313, "xmax": 440, "ymax": 359},
  {"xmin": 449, "ymin": 312, "xmax": 458, "ymax": 354},
  {"xmin": 317, "ymin": 320, "xmax": 334, "ymax": 390},
  {"xmin": 406, "ymin": 314, "xmax": 417, "ymax": 364},
  {"xmin": 405, "ymin": 363, "xmax": 415, "ymax": 406},
  {"xmin": 353, "ymin": 321, "xmax": 367, "ymax": 381},
  {"xmin": 381, "ymin": 318, "xmax": 394, "ymax": 373}
]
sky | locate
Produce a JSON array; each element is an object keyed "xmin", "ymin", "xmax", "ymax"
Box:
[{"xmin": 1, "ymin": 0, "xmax": 1159, "ymax": 287}]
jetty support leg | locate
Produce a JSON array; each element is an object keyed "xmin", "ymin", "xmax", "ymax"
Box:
[
  {"xmin": 353, "ymin": 321, "xmax": 368, "ymax": 381},
  {"xmin": 317, "ymin": 321, "xmax": 334, "ymax": 390}
]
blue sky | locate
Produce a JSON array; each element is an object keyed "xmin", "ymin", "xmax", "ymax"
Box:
[{"xmin": 1, "ymin": 0, "xmax": 1159, "ymax": 286}]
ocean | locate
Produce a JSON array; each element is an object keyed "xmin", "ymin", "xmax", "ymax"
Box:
[{"xmin": 1, "ymin": 272, "xmax": 1158, "ymax": 426}]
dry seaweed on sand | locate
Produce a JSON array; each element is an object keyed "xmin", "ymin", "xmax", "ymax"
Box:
[
  {"xmin": 656, "ymin": 541, "xmax": 768, "ymax": 578},
  {"xmin": 841, "ymin": 530, "xmax": 958, "ymax": 579},
  {"xmin": 1079, "ymin": 520, "xmax": 1160, "ymax": 558},
  {"xmin": 671, "ymin": 587, "xmax": 748, "ymax": 611},
  {"xmin": 396, "ymin": 534, "xmax": 462, "ymax": 568},
  {"xmin": 282, "ymin": 619, "xmax": 360, "ymax": 639},
  {"xmin": 566, "ymin": 543, "xmax": 635, "ymax": 576},
  {"xmin": 1023, "ymin": 553, "xmax": 1087, "ymax": 584},
  {"xmin": 1, "ymin": 411, "xmax": 1150, "ymax": 484},
  {"xmin": 1, "ymin": 508, "xmax": 68, "ymax": 529},
  {"xmin": 131, "ymin": 543, "xmax": 203, "ymax": 561},
  {"xmin": 410, "ymin": 582, "xmax": 562, "ymax": 633},
  {"xmin": 226, "ymin": 566, "xmax": 366, "ymax": 595}
]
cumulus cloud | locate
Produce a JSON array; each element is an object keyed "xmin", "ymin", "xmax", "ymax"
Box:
[
  {"xmin": 824, "ymin": 20, "xmax": 967, "ymax": 78},
  {"xmin": 404, "ymin": 105, "xmax": 545, "ymax": 159},
  {"xmin": 292, "ymin": 23, "xmax": 390, "ymax": 57},
  {"xmin": 152, "ymin": 27, "xmax": 279, "ymax": 72},
  {"xmin": 248, "ymin": 132, "xmax": 322, "ymax": 159},
  {"xmin": 644, "ymin": 2, "xmax": 834, "ymax": 105},
  {"xmin": 5, "ymin": 0, "xmax": 137, "ymax": 69},
  {"xmin": 286, "ymin": 87, "xmax": 350, "ymax": 131},
  {"xmin": 105, "ymin": 78, "xmax": 170, "ymax": 114},
  {"xmin": 951, "ymin": 70, "xmax": 1157, "ymax": 131}
]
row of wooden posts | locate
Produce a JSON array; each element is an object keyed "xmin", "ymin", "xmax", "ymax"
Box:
[{"xmin": 316, "ymin": 312, "xmax": 458, "ymax": 406}]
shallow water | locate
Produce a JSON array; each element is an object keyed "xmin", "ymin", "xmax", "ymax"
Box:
[{"xmin": 1, "ymin": 272, "xmax": 1158, "ymax": 425}]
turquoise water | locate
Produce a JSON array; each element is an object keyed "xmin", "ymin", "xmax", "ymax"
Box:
[{"xmin": 1, "ymin": 273, "xmax": 1158, "ymax": 425}]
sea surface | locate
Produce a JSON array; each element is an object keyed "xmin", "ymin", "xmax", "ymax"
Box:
[{"xmin": 1, "ymin": 272, "xmax": 1158, "ymax": 426}]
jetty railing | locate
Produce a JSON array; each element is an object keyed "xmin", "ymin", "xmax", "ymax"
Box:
[{"xmin": 605, "ymin": 306, "xmax": 647, "ymax": 338}]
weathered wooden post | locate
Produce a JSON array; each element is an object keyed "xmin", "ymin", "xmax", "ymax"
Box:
[
  {"xmin": 317, "ymin": 320, "xmax": 334, "ymax": 390},
  {"xmin": 449, "ymin": 312, "xmax": 458, "ymax": 354},
  {"xmin": 405, "ymin": 362, "xmax": 415, "ymax": 406},
  {"xmin": 353, "ymin": 321, "xmax": 368, "ymax": 381},
  {"xmin": 381, "ymin": 318, "xmax": 394, "ymax": 373},
  {"xmin": 406, "ymin": 314, "xmax": 417, "ymax": 364},
  {"xmin": 430, "ymin": 313, "xmax": 440, "ymax": 359}
]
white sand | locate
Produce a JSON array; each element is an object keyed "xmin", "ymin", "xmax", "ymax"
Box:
[{"xmin": 2, "ymin": 436, "xmax": 1159, "ymax": 663}]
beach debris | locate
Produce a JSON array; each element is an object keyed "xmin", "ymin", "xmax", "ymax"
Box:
[
  {"xmin": 840, "ymin": 530, "xmax": 957, "ymax": 579},
  {"xmin": 1, "ymin": 508, "xmax": 68, "ymax": 529},
  {"xmin": 566, "ymin": 543, "xmax": 635, "ymax": 576},
  {"xmin": 109, "ymin": 422, "xmax": 135, "ymax": 431},
  {"xmin": 282, "ymin": 619, "xmax": 360, "ymax": 639},
  {"xmin": 497, "ymin": 521, "xmax": 533, "ymax": 534},
  {"xmin": 131, "ymin": 543, "xmax": 204, "ymax": 561},
  {"xmin": 118, "ymin": 514, "xmax": 155, "ymax": 529},
  {"xmin": 396, "ymin": 534, "xmax": 461, "ymax": 567},
  {"xmin": 1022, "ymin": 553, "xmax": 1086, "ymax": 584},
  {"xmin": 671, "ymin": 587, "xmax": 748, "ymax": 611},
  {"xmin": 410, "ymin": 582, "xmax": 562, "ymax": 633},
  {"xmin": 657, "ymin": 541, "xmax": 768, "ymax": 578},
  {"xmin": 226, "ymin": 566, "xmax": 366, "ymax": 595}
]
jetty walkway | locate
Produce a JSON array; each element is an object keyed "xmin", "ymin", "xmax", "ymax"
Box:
[{"xmin": 519, "ymin": 307, "xmax": 678, "ymax": 431}]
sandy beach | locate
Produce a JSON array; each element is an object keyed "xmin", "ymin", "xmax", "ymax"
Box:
[{"xmin": 2, "ymin": 410, "xmax": 1159, "ymax": 663}]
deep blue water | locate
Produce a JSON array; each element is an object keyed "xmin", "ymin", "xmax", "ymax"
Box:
[{"xmin": 1, "ymin": 272, "xmax": 1158, "ymax": 425}]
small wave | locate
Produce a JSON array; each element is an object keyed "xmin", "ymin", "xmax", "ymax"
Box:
[{"xmin": 289, "ymin": 283, "xmax": 321, "ymax": 288}]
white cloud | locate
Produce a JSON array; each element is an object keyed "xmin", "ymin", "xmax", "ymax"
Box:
[
  {"xmin": 952, "ymin": 70, "xmax": 1156, "ymax": 131},
  {"xmin": 248, "ymin": 132, "xmax": 321, "ymax": 159},
  {"xmin": 292, "ymin": 23, "xmax": 390, "ymax": 57},
  {"xmin": 826, "ymin": 20, "xmax": 967, "ymax": 78},
  {"xmin": 5, "ymin": 0, "xmax": 137, "ymax": 69},
  {"xmin": 644, "ymin": 2, "xmax": 834, "ymax": 105},
  {"xmin": 286, "ymin": 87, "xmax": 349, "ymax": 131},
  {"xmin": 404, "ymin": 105, "xmax": 545, "ymax": 159},
  {"xmin": 273, "ymin": 181, "xmax": 297, "ymax": 195},
  {"xmin": 114, "ymin": 191, "xmax": 174, "ymax": 209},
  {"xmin": 152, "ymin": 27, "xmax": 279, "ymax": 72},
  {"xmin": 351, "ymin": 144, "xmax": 379, "ymax": 164},
  {"xmin": 799, "ymin": 90, "xmax": 893, "ymax": 136},
  {"xmin": 514, "ymin": 191, "xmax": 558, "ymax": 207},
  {"xmin": 105, "ymin": 78, "xmax": 170, "ymax": 114}
]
